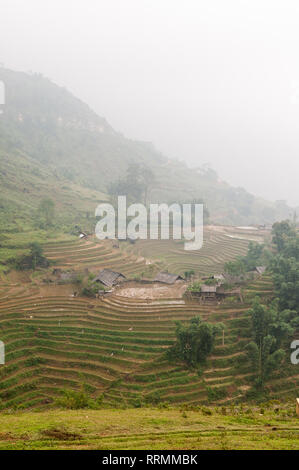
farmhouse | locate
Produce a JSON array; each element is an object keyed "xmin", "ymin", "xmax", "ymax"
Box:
[
  {"xmin": 60, "ymin": 272, "xmax": 78, "ymax": 282},
  {"xmin": 200, "ymin": 285, "xmax": 217, "ymax": 300},
  {"xmin": 154, "ymin": 272, "xmax": 184, "ymax": 284},
  {"xmin": 93, "ymin": 269, "xmax": 126, "ymax": 288},
  {"xmin": 52, "ymin": 269, "xmax": 78, "ymax": 283},
  {"xmin": 188, "ymin": 284, "xmax": 241, "ymax": 302}
]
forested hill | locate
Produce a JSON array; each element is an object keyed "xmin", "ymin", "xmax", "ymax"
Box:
[
  {"xmin": 0, "ymin": 67, "xmax": 294, "ymax": 225},
  {"xmin": 0, "ymin": 67, "xmax": 164, "ymax": 188}
]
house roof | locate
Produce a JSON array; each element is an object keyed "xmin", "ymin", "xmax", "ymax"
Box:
[
  {"xmin": 154, "ymin": 272, "xmax": 184, "ymax": 284},
  {"xmin": 93, "ymin": 269, "xmax": 126, "ymax": 287},
  {"xmin": 201, "ymin": 285, "xmax": 217, "ymax": 293},
  {"xmin": 213, "ymin": 274, "xmax": 225, "ymax": 281},
  {"xmin": 255, "ymin": 266, "xmax": 266, "ymax": 275}
]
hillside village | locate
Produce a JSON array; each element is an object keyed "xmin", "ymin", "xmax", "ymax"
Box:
[
  {"xmin": 0, "ymin": 66, "xmax": 298, "ymax": 451},
  {"xmin": 1, "ymin": 221, "xmax": 298, "ymax": 416},
  {"xmin": 47, "ymin": 225, "xmax": 268, "ymax": 305}
]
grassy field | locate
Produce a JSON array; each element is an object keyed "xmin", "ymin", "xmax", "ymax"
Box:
[{"xmin": 0, "ymin": 405, "xmax": 298, "ymax": 450}]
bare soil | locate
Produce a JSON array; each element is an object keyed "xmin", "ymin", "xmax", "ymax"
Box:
[{"xmin": 115, "ymin": 281, "xmax": 187, "ymax": 300}]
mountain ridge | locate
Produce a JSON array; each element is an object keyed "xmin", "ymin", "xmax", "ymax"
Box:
[{"xmin": 0, "ymin": 67, "xmax": 294, "ymax": 226}]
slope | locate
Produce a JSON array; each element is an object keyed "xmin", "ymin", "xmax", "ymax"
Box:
[{"xmin": 0, "ymin": 67, "xmax": 293, "ymax": 226}]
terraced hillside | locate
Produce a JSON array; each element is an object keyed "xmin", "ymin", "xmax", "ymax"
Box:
[
  {"xmin": 42, "ymin": 226, "xmax": 267, "ymax": 277},
  {"xmin": 42, "ymin": 238, "xmax": 151, "ymax": 277},
  {"xmin": 0, "ymin": 274, "xmax": 298, "ymax": 410},
  {"xmin": 0, "ymin": 226, "xmax": 297, "ymax": 410},
  {"xmin": 123, "ymin": 226, "xmax": 267, "ymax": 275}
]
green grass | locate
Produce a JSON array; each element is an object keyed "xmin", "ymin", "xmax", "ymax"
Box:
[{"xmin": 0, "ymin": 405, "xmax": 298, "ymax": 449}]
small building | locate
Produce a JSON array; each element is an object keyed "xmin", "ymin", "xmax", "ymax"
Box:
[
  {"xmin": 154, "ymin": 272, "xmax": 184, "ymax": 284},
  {"xmin": 213, "ymin": 274, "xmax": 225, "ymax": 283},
  {"xmin": 93, "ymin": 269, "xmax": 126, "ymax": 288},
  {"xmin": 79, "ymin": 232, "xmax": 88, "ymax": 239},
  {"xmin": 255, "ymin": 266, "xmax": 266, "ymax": 275},
  {"xmin": 60, "ymin": 272, "xmax": 76, "ymax": 281},
  {"xmin": 190, "ymin": 285, "xmax": 236, "ymax": 301},
  {"xmin": 200, "ymin": 285, "xmax": 217, "ymax": 300},
  {"xmin": 216, "ymin": 285, "xmax": 226, "ymax": 298},
  {"xmin": 52, "ymin": 269, "xmax": 78, "ymax": 282}
]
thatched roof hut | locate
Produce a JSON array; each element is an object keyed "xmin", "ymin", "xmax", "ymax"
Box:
[
  {"xmin": 255, "ymin": 266, "xmax": 266, "ymax": 275},
  {"xmin": 154, "ymin": 272, "xmax": 184, "ymax": 284},
  {"xmin": 93, "ymin": 269, "xmax": 126, "ymax": 287}
]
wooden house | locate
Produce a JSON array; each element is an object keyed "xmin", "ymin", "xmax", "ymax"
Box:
[
  {"xmin": 200, "ymin": 285, "xmax": 217, "ymax": 300},
  {"xmin": 93, "ymin": 269, "xmax": 126, "ymax": 288},
  {"xmin": 154, "ymin": 272, "xmax": 184, "ymax": 284}
]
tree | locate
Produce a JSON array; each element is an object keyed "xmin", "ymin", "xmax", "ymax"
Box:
[
  {"xmin": 245, "ymin": 299, "xmax": 294, "ymax": 388},
  {"xmin": 270, "ymin": 221, "xmax": 299, "ymax": 313},
  {"xmin": 224, "ymin": 242, "xmax": 267, "ymax": 276},
  {"xmin": 37, "ymin": 198, "xmax": 55, "ymax": 227},
  {"xmin": 30, "ymin": 242, "xmax": 44, "ymax": 270},
  {"xmin": 107, "ymin": 162, "xmax": 155, "ymax": 206},
  {"xmin": 271, "ymin": 255, "xmax": 299, "ymax": 311},
  {"xmin": 224, "ymin": 259, "xmax": 245, "ymax": 276},
  {"xmin": 243, "ymin": 241, "xmax": 266, "ymax": 271},
  {"xmin": 169, "ymin": 316, "xmax": 224, "ymax": 366},
  {"xmin": 12, "ymin": 242, "xmax": 49, "ymax": 270},
  {"xmin": 184, "ymin": 269, "xmax": 195, "ymax": 280},
  {"xmin": 139, "ymin": 164, "xmax": 155, "ymax": 206},
  {"xmin": 272, "ymin": 220, "xmax": 296, "ymax": 253}
]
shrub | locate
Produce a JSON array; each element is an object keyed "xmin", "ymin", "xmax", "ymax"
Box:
[
  {"xmin": 56, "ymin": 387, "xmax": 89, "ymax": 409},
  {"xmin": 206, "ymin": 386, "xmax": 228, "ymax": 402},
  {"xmin": 201, "ymin": 406, "xmax": 212, "ymax": 416},
  {"xmin": 9, "ymin": 243, "xmax": 49, "ymax": 271},
  {"xmin": 167, "ymin": 316, "xmax": 225, "ymax": 367}
]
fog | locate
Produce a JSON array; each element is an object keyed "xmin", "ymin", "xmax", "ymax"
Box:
[{"xmin": 1, "ymin": 0, "xmax": 299, "ymax": 206}]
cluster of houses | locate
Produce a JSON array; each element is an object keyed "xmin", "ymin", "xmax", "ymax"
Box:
[
  {"xmin": 92, "ymin": 269, "xmax": 184, "ymax": 294},
  {"xmin": 55, "ymin": 229, "xmax": 267, "ymax": 302},
  {"xmin": 88, "ymin": 264, "xmax": 266, "ymax": 301},
  {"xmin": 194, "ymin": 266, "xmax": 266, "ymax": 302},
  {"xmin": 51, "ymin": 252, "xmax": 266, "ymax": 303}
]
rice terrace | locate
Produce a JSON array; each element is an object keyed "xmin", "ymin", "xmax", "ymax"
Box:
[
  {"xmin": 0, "ymin": 224, "xmax": 298, "ymax": 450},
  {"xmin": 0, "ymin": 60, "xmax": 299, "ymax": 456}
]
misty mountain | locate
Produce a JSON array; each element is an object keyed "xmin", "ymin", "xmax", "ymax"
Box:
[{"xmin": 0, "ymin": 67, "xmax": 294, "ymax": 226}]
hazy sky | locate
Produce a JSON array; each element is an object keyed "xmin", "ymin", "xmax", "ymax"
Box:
[{"xmin": 1, "ymin": 0, "xmax": 299, "ymax": 206}]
